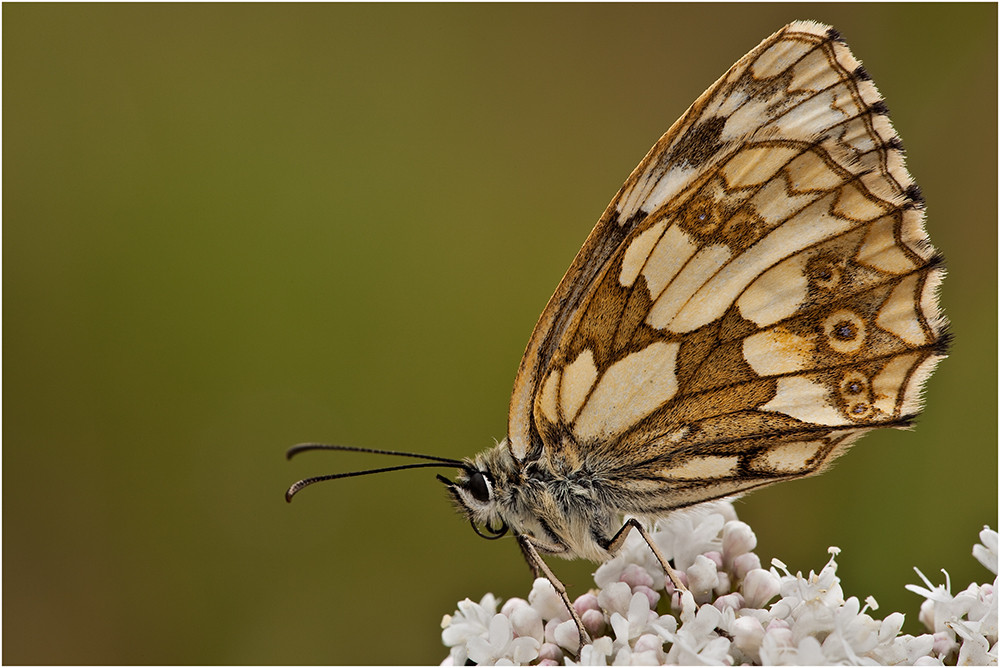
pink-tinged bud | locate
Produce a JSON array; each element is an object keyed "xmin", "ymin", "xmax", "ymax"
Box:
[
  {"xmin": 918, "ymin": 599, "xmax": 935, "ymax": 631},
  {"xmin": 537, "ymin": 642, "xmax": 563, "ymax": 663},
  {"xmin": 742, "ymin": 568, "xmax": 781, "ymax": 609},
  {"xmin": 620, "ymin": 562, "xmax": 655, "ymax": 590},
  {"xmin": 932, "ymin": 630, "xmax": 958, "ymax": 656},
  {"xmin": 664, "ymin": 568, "xmax": 688, "ymax": 596},
  {"xmin": 732, "ymin": 552, "xmax": 762, "ymax": 580},
  {"xmin": 633, "ymin": 584, "xmax": 661, "ymax": 610},
  {"xmin": 703, "ymin": 551, "xmax": 725, "ymax": 570},
  {"xmin": 500, "ymin": 597, "xmax": 529, "ymax": 617},
  {"xmin": 543, "ymin": 618, "xmax": 560, "ymax": 645},
  {"xmin": 572, "ymin": 592, "xmax": 600, "ymax": 616},
  {"xmin": 722, "ymin": 521, "xmax": 757, "ymax": 565},
  {"xmin": 713, "ymin": 592, "xmax": 744, "ymax": 612},
  {"xmin": 581, "ymin": 609, "xmax": 606, "ymax": 638},
  {"xmin": 765, "ymin": 618, "xmax": 791, "ymax": 632}
]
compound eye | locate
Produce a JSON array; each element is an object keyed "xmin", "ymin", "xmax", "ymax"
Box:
[{"xmin": 467, "ymin": 471, "xmax": 491, "ymax": 503}]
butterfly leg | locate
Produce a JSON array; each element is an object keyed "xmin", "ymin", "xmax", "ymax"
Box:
[
  {"xmin": 605, "ymin": 518, "xmax": 688, "ymax": 593},
  {"xmin": 517, "ymin": 534, "xmax": 592, "ymax": 650}
]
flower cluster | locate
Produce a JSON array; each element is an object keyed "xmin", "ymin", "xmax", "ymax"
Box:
[
  {"xmin": 440, "ymin": 501, "xmax": 998, "ymax": 665},
  {"xmin": 904, "ymin": 526, "xmax": 998, "ymax": 665}
]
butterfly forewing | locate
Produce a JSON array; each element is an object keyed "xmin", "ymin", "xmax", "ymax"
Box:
[{"xmin": 508, "ymin": 20, "xmax": 947, "ymax": 510}]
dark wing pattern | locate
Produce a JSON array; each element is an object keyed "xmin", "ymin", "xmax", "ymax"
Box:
[{"xmin": 506, "ymin": 20, "xmax": 947, "ymax": 511}]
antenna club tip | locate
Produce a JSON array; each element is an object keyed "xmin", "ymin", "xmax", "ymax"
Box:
[
  {"xmin": 286, "ymin": 444, "xmax": 309, "ymax": 460},
  {"xmin": 285, "ymin": 489, "xmax": 296, "ymax": 503}
]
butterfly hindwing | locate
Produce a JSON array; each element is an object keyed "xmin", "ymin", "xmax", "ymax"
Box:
[{"xmin": 507, "ymin": 20, "xmax": 947, "ymax": 508}]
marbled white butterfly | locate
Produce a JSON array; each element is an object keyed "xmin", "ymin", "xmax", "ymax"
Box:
[{"xmin": 286, "ymin": 20, "xmax": 949, "ymax": 646}]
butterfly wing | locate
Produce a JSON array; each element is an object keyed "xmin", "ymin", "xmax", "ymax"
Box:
[{"xmin": 507, "ymin": 20, "xmax": 948, "ymax": 511}]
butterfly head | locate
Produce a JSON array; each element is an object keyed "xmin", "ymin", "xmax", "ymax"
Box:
[
  {"xmin": 436, "ymin": 441, "xmax": 619, "ymax": 562},
  {"xmin": 436, "ymin": 444, "xmax": 520, "ymax": 541}
]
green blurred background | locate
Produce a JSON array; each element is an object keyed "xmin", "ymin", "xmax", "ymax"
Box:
[{"xmin": 4, "ymin": 3, "xmax": 996, "ymax": 664}]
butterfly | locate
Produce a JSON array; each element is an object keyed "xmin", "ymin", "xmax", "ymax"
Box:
[{"xmin": 286, "ymin": 20, "xmax": 949, "ymax": 648}]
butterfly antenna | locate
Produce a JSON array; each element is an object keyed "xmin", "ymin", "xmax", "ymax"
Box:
[
  {"xmin": 286, "ymin": 442, "xmax": 464, "ymax": 465},
  {"xmin": 286, "ymin": 462, "xmax": 464, "ymax": 502}
]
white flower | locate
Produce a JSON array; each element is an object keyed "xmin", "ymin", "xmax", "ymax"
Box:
[
  {"xmin": 594, "ymin": 525, "xmax": 670, "ymax": 592},
  {"xmin": 442, "ymin": 593, "xmax": 500, "ymax": 665},
  {"xmin": 904, "ymin": 535, "xmax": 999, "ymax": 665},
  {"xmin": 566, "ymin": 636, "xmax": 613, "ymax": 666},
  {"xmin": 730, "ymin": 616, "xmax": 765, "ymax": 664},
  {"xmin": 951, "ymin": 619, "xmax": 996, "ymax": 665},
  {"xmin": 758, "ymin": 619, "xmax": 795, "ymax": 665},
  {"xmin": 655, "ymin": 504, "xmax": 729, "ymax": 572},
  {"xmin": 439, "ymin": 504, "xmax": 996, "ymax": 665},
  {"xmin": 598, "ymin": 582, "xmax": 635, "ymax": 620},
  {"xmin": 974, "ymin": 527, "xmax": 999, "ymax": 575},
  {"xmin": 658, "ymin": 591, "xmax": 732, "ymax": 664},
  {"xmin": 608, "ymin": 592, "xmax": 656, "ymax": 647},
  {"xmin": 466, "ymin": 614, "xmax": 540, "ymax": 666},
  {"xmin": 907, "ymin": 568, "xmax": 981, "ymax": 656}
]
